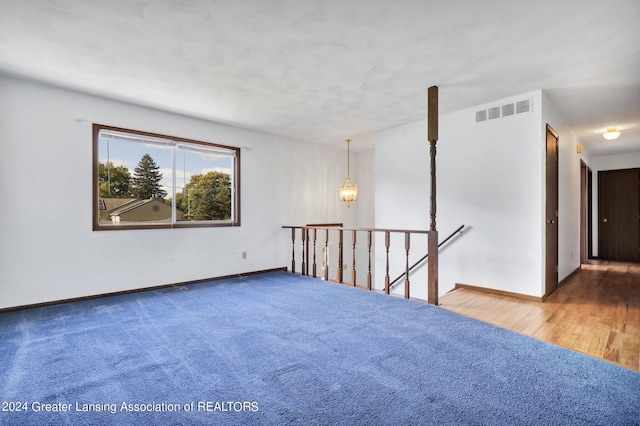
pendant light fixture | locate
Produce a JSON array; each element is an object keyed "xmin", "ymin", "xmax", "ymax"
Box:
[{"xmin": 339, "ymin": 138, "xmax": 358, "ymax": 207}]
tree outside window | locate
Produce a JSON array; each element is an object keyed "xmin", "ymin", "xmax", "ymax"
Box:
[{"xmin": 93, "ymin": 124, "xmax": 240, "ymax": 230}]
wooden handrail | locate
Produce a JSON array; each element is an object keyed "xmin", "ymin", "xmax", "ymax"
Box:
[
  {"xmin": 389, "ymin": 224, "xmax": 465, "ymax": 290},
  {"xmin": 287, "ymin": 226, "xmax": 430, "ymax": 234}
]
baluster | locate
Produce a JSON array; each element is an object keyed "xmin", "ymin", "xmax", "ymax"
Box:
[
  {"xmin": 312, "ymin": 229, "xmax": 317, "ymax": 278},
  {"xmin": 351, "ymin": 230, "xmax": 357, "ymax": 287},
  {"xmin": 323, "ymin": 229, "xmax": 329, "ymax": 281},
  {"xmin": 301, "ymin": 227, "xmax": 306, "ymax": 276},
  {"xmin": 367, "ymin": 230, "xmax": 372, "ymax": 290},
  {"xmin": 384, "ymin": 231, "xmax": 390, "ymax": 294},
  {"xmin": 337, "ymin": 229, "xmax": 344, "ymax": 283},
  {"xmin": 291, "ymin": 228, "xmax": 296, "ymax": 274},
  {"xmin": 405, "ymin": 232, "xmax": 410, "ymax": 299}
]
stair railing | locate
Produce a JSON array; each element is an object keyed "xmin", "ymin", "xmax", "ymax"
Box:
[
  {"xmin": 283, "ymin": 225, "xmax": 439, "ymax": 304},
  {"xmin": 388, "ymin": 224, "xmax": 465, "ymax": 290}
]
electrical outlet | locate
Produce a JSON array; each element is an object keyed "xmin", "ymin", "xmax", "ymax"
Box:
[{"xmin": 242, "ymin": 251, "xmax": 247, "ymax": 259}]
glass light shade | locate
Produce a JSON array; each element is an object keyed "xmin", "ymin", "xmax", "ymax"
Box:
[
  {"xmin": 339, "ymin": 177, "xmax": 358, "ymax": 208},
  {"xmin": 603, "ymin": 129, "xmax": 620, "ymax": 140}
]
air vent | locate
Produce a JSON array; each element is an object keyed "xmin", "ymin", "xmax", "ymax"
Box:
[
  {"xmin": 160, "ymin": 286, "xmax": 188, "ymax": 293},
  {"xmin": 502, "ymin": 103, "xmax": 515, "ymax": 117},
  {"xmin": 475, "ymin": 98, "xmax": 533, "ymax": 124},
  {"xmin": 516, "ymin": 99, "xmax": 530, "ymax": 114}
]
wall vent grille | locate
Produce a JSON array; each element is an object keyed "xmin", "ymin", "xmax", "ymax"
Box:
[
  {"xmin": 475, "ymin": 98, "xmax": 532, "ymax": 123},
  {"xmin": 516, "ymin": 99, "xmax": 531, "ymax": 114},
  {"xmin": 502, "ymin": 103, "xmax": 515, "ymax": 117},
  {"xmin": 488, "ymin": 106, "xmax": 501, "ymax": 120}
]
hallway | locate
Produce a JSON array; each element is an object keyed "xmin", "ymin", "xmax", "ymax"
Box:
[{"xmin": 440, "ymin": 261, "xmax": 640, "ymax": 371}]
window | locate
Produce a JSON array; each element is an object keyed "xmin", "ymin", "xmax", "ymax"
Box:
[{"xmin": 93, "ymin": 124, "xmax": 240, "ymax": 230}]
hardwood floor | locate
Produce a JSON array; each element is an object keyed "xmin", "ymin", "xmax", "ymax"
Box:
[{"xmin": 439, "ymin": 261, "xmax": 640, "ymax": 372}]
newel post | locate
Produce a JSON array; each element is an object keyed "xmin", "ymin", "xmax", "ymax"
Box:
[{"xmin": 428, "ymin": 86, "xmax": 439, "ymax": 305}]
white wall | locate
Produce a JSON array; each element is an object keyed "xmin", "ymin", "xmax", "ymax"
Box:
[
  {"xmin": 591, "ymin": 152, "xmax": 640, "ymax": 171},
  {"xmin": 354, "ymin": 149, "xmax": 375, "ymax": 229},
  {"xmin": 374, "ymin": 120, "xmax": 430, "ymax": 297},
  {"xmin": 0, "ymin": 76, "xmax": 592, "ymax": 308},
  {"xmin": 0, "ymin": 77, "xmax": 352, "ymax": 309},
  {"xmin": 375, "ymin": 91, "xmax": 562, "ymax": 299}
]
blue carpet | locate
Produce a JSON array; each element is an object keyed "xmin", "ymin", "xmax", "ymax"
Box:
[{"xmin": 1, "ymin": 271, "xmax": 638, "ymax": 425}]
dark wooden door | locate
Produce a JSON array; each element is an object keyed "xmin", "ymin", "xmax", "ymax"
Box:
[
  {"xmin": 598, "ymin": 169, "xmax": 640, "ymax": 262},
  {"xmin": 545, "ymin": 125, "xmax": 559, "ymax": 296}
]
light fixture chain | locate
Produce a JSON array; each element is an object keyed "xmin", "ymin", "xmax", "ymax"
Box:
[{"xmin": 347, "ymin": 139, "xmax": 351, "ymax": 178}]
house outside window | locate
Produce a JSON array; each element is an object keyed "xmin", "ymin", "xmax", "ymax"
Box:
[{"xmin": 93, "ymin": 124, "xmax": 240, "ymax": 230}]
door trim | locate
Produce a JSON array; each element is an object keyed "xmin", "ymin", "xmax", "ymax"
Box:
[
  {"xmin": 545, "ymin": 124, "xmax": 559, "ymax": 297},
  {"xmin": 580, "ymin": 160, "xmax": 592, "ymax": 264}
]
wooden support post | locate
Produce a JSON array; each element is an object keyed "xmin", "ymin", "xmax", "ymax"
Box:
[
  {"xmin": 428, "ymin": 85, "xmax": 438, "ymax": 232},
  {"xmin": 427, "ymin": 85, "xmax": 439, "ymax": 305},
  {"xmin": 428, "ymin": 86, "xmax": 438, "ymax": 143}
]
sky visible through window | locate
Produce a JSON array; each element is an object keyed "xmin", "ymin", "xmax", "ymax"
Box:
[{"xmin": 98, "ymin": 136, "xmax": 233, "ymax": 199}]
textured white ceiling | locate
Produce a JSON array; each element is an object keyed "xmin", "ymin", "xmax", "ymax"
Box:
[{"xmin": 1, "ymin": 0, "xmax": 639, "ymax": 153}]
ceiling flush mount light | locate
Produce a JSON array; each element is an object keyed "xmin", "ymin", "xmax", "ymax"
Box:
[
  {"xmin": 339, "ymin": 138, "xmax": 358, "ymax": 208},
  {"xmin": 603, "ymin": 128, "xmax": 621, "ymax": 140}
]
